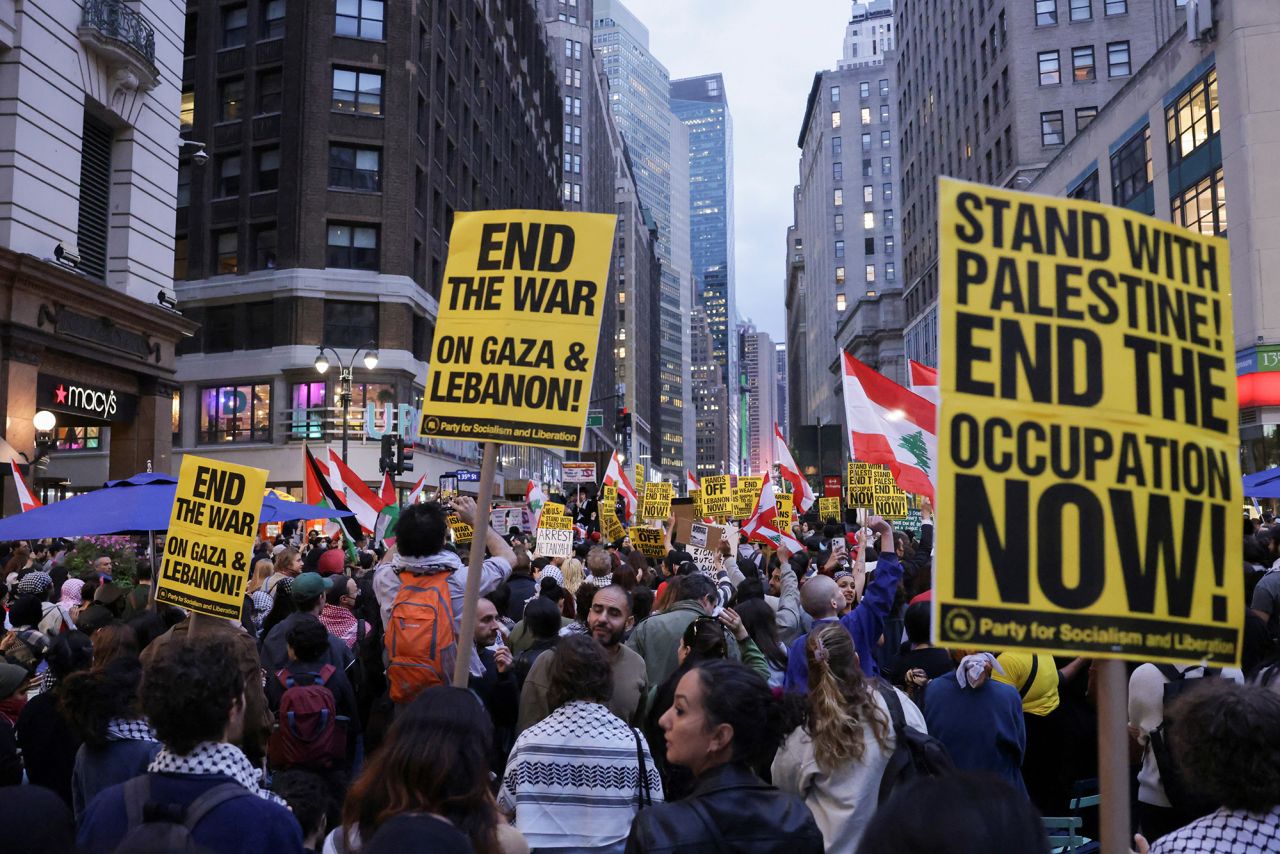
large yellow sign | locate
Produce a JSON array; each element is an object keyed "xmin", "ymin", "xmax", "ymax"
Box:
[
  {"xmin": 640, "ymin": 481, "xmax": 674, "ymax": 521},
  {"xmin": 157, "ymin": 455, "xmax": 267, "ymax": 619},
  {"xmin": 420, "ymin": 210, "xmax": 616, "ymax": 450},
  {"xmin": 733, "ymin": 477, "xmax": 764, "ymax": 519},
  {"xmin": 934, "ymin": 178, "xmax": 1242, "ymax": 666},
  {"xmin": 700, "ymin": 475, "xmax": 733, "ymax": 518}
]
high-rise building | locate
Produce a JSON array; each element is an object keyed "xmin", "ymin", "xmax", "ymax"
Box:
[
  {"xmin": 0, "ymin": 0, "xmax": 197, "ymax": 511},
  {"xmin": 1028, "ymin": 2, "xmax": 1280, "ymax": 473},
  {"xmin": 690, "ymin": 306, "xmax": 728, "ymax": 478},
  {"xmin": 775, "ymin": 342, "xmax": 789, "ymax": 439},
  {"xmin": 173, "ymin": 0, "xmax": 563, "ymax": 492},
  {"xmin": 786, "ymin": 0, "xmax": 903, "ymax": 430},
  {"xmin": 897, "ymin": 0, "xmax": 1180, "ymax": 366},
  {"xmin": 594, "ymin": 0, "xmax": 692, "ymax": 479},
  {"xmin": 741, "ymin": 326, "xmax": 777, "ymax": 476}
]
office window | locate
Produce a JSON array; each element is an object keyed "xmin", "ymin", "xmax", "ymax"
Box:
[
  {"xmin": 1036, "ymin": 0, "xmax": 1057, "ymax": 26},
  {"xmin": 573, "ymin": 97, "xmax": 581, "ymax": 116},
  {"xmin": 335, "ymin": 0, "xmax": 384, "ymax": 40},
  {"xmin": 574, "ymin": 41, "xmax": 582, "ymax": 60},
  {"xmin": 257, "ymin": 69, "xmax": 282, "ymax": 114},
  {"xmin": 1072, "ymin": 46, "xmax": 1095, "ymax": 82},
  {"xmin": 1076, "ymin": 106, "xmax": 1098, "ymax": 132},
  {"xmin": 255, "ymin": 148, "xmax": 279, "ymax": 191},
  {"xmin": 326, "ymin": 223, "xmax": 379, "ymax": 270},
  {"xmin": 176, "ymin": 163, "xmax": 191, "ymax": 207},
  {"xmin": 865, "ymin": 264, "xmax": 876, "ymax": 283},
  {"xmin": 835, "ymin": 213, "xmax": 844, "ymax": 232},
  {"xmin": 832, "ymin": 111, "xmax": 841, "ymax": 129},
  {"xmin": 880, "ymin": 79, "xmax": 889, "ymax": 96},
  {"xmin": 563, "ymin": 152, "xmax": 572, "ymax": 173},
  {"xmin": 199, "ymin": 384, "xmax": 271, "ymax": 444},
  {"xmin": 332, "ymin": 68, "xmax": 383, "ymax": 115},
  {"xmin": 1166, "ymin": 69, "xmax": 1218, "ymax": 164},
  {"xmin": 863, "ymin": 185, "xmax": 874, "ymax": 203},
  {"xmin": 863, "ymin": 211, "xmax": 875, "ymax": 229},
  {"xmin": 1041, "ymin": 111, "xmax": 1065, "ymax": 146},
  {"xmin": 831, "ymin": 85, "xmax": 840, "ymax": 103},
  {"xmin": 1070, "ymin": 0, "xmax": 1091, "ymax": 21},
  {"xmin": 215, "ymin": 231, "xmax": 239, "ymax": 274},
  {"xmin": 833, "ymin": 162, "xmax": 843, "ymax": 181},
  {"xmin": 572, "ymin": 154, "xmax": 581, "ymax": 173},
  {"xmin": 885, "ymin": 209, "xmax": 894, "ymax": 228},
  {"xmin": 222, "ymin": 4, "xmax": 247, "ymax": 47},
  {"xmin": 1110, "ymin": 126, "xmax": 1153, "ymax": 207},
  {"xmin": 836, "ymin": 294, "xmax": 847, "ymax": 312},
  {"xmin": 861, "ymin": 107, "xmax": 872, "ymax": 125},
  {"xmin": 882, "ymin": 182, "xmax": 893, "ymax": 202},
  {"xmin": 834, "ymin": 240, "xmax": 845, "ymax": 259},
  {"xmin": 1172, "ymin": 167, "xmax": 1227, "ymax": 236},
  {"xmin": 835, "ymin": 266, "xmax": 846, "ymax": 284},
  {"xmin": 881, "ymin": 130, "xmax": 891, "ymax": 148},
  {"xmin": 261, "ymin": 0, "xmax": 285, "ymax": 39},
  {"xmin": 1039, "ymin": 50, "xmax": 1060, "ymax": 85},
  {"xmin": 865, "ymin": 237, "xmax": 875, "ymax": 255},
  {"xmin": 253, "ymin": 226, "xmax": 277, "ymax": 270},
  {"xmin": 834, "ymin": 188, "xmax": 844, "ymax": 207},
  {"xmin": 184, "ymin": 13, "xmax": 198, "ymax": 58},
  {"xmin": 1068, "ymin": 171, "xmax": 1100, "ymax": 201},
  {"xmin": 880, "ymin": 104, "xmax": 890, "ymax": 123},
  {"xmin": 886, "ymin": 262, "xmax": 896, "ymax": 281},
  {"xmin": 562, "ymin": 182, "xmax": 571, "ymax": 202},
  {"xmin": 832, "ymin": 136, "xmax": 842, "ymax": 155},
  {"xmin": 219, "ymin": 78, "xmax": 244, "ymax": 122},
  {"xmin": 181, "ymin": 88, "xmax": 195, "ymax": 129},
  {"xmin": 860, "ymin": 82, "xmax": 870, "ymax": 98},
  {"xmin": 862, "ymin": 158, "xmax": 872, "ymax": 177},
  {"xmin": 881, "ymin": 156, "xmax": 891, "ymax": 175},
  {"xmin": 1106, "ymin": 0, "xmax": 1127, "ymax": 13},
  {"xmin": 565, "ymin": 38, "xmax": 573, "ymax": 57},
  {"xmin": 1108, "ymin": 41, "xmax": 1131, "ymax": 77},
  {"xmin": 324, "ymin": 300, "xmax": 379, "ymax": 348},
  {"xmin": 216, "ymin": 155, "xmax": 241, "ymax": 197},
  {"xmin": 861, "ymin": 132, "xmax": 872, "ymax": 151},
  {"xmin": 884, "ymin": 234, "xmax": 895, "ymax": 254},
  {"xmin": 330, "ymin": 145, "xmax": 381, "ymax": 191}
]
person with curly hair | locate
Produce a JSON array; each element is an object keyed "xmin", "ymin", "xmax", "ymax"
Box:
[
  {"xmin": 772, "ymin": 623, "xmax": 926, "ymax": 852},
  {"xmin": 1135, "ymin": 682, "xmax": 1280, "ymax": 853},
  {"xmin": 77, "ymin": 633, "xmax": 303, "ymax": 853},
  {"xmin": 500, "ymin": 634, "xmax": 662, "ymax": 853}
]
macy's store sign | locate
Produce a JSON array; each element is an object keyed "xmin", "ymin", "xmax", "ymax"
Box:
[{"xmin": 36, "ymin": 374, "xmax": 138, "ymax": 423}]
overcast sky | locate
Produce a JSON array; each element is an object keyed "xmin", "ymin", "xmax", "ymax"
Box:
[{"xmin": 623, "ymin": 0, "xmax": 854, "ymax": 341}]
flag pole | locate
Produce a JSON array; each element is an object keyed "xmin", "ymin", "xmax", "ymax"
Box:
[{"xmin": 452, "ymin": 440, "xmax": 500, "ymax": 688}]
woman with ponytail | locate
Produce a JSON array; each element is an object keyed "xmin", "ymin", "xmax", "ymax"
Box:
[{"xmin": 772, "ymin": 623, "xmax": 927, "ymax": 853}]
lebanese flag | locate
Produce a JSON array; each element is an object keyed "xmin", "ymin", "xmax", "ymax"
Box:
[
  {"xmin": 379, "ymin": 472, "xmax": 397, "ymax": 507},
  {"xmin": 9, "ymin": 461, "xmax": 39, "ymax": 511},
  {"xmin": 908, "ymin": 360, "xmax": 939, "ymax": 406},
  {"xmin": 602, "ymin": 451, "xmax": 638, "ymax": 522},
  {"xmin": 773, "ymin": 423, "xmax": 815, "ymax": 513},
  {"xmin": 685, "ymin": 469, "xmax": 700, "ymax": 496},
  {"xmin": 741, "ymin": 478, "xmax": 805, "ymax": 553},
  {"xmin": 526, "ymin": 480, "xmax": 547, "ymax": 529},
  {"xmin": 326, "ymin": 448, "xmax": 385, "ymax": 534},
  {"xmin": 303, "ymin": 446, "xmax": 363, "ymax": 541},
  {"xmin": 842, "ymin": 353, "xmax": 936, "ymax": 500},
  {"xmin": 405, "ymin": 472, "xmax": 428, "ymax": 505}
]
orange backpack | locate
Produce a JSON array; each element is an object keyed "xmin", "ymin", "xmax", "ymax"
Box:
[{"xmin": 385, "ymin": 569, "xmax": 458, "ymax": 704}]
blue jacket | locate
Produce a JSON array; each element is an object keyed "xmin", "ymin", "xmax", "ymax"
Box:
[
  {"xmin": 924, "ymin": 675, "xmax": 1027, "ymax": 795},
  {"xmin": 77, "ymin": 771, "xmax": 304, "ymax": 854},
  {"xmin": 72, "ymin": 738, "xmax": 162, "ymax": 819},
  {"xmin": 782, "ymin": 552, "xmax": 903, "ymax": 692}
]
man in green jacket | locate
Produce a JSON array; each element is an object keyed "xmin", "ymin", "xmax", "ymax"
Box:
[{"xmin": 626, "ymin": 573, "xmax": 739, "ymax": 686}]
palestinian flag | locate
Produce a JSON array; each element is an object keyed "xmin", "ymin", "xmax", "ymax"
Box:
[
  {"xmin": 303, "ymin": 445, "xmax": 362, "ymax": 541},
  {"xmin": 379, "ymin": 471, "xmax": 396, "ymax": 507},
  {"xmin": 326, "ymin": 448, "xmax": 385, "ymax": 534},
  {"xmin": 841, "ymin": 353, "xmax": 937, "ymax": 500}
]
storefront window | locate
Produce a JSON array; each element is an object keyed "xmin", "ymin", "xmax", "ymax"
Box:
[
  {"xmin": 1242, "ymin": 424, "xmax": 1280, "ymax": 475},
  {"xmin": 172, "ymin": 390, "xmax": 181, "ymax": 447},
  {"xmin": 291, "ymin": 381, "xmax": 327, "ymax": 439},
  {"xmin": 199, "ymin": 383, "xmax": 271, "ymax": 444},
  {"xmin": 55, "ymin": 425, "xmax": 101, "ymax": 451}
]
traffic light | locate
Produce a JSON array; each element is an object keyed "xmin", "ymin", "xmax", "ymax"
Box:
[
  {"xmin": 378, "ymin": 434, "xmax": 395, "ymax": 474},
  {"xmin": 395, "ymin": 435, "xmax": 414, "ymax": 475}
]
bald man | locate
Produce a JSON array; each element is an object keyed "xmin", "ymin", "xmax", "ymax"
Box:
[{"xmin": 782, "ymin": 515, "xmax": 903, "ymax": 692}]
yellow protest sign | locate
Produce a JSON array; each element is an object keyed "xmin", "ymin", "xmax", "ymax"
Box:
[
  {"xmin": 156, "ymin": 455, "xmax": 267, "ymax": 619},
  {"xmin": 640, "ymin": 481, "xmax": 673, "ymax": 520},
  {"xmin": 634, "ymin": 462, "xmax": 645, "ymax": 487},
  {"xmin": 689, "ymin": 489, "xmax": 703, "ymax": 517},
  {"xmin": 601, "ymin": 484, "xmax": 618, "ymax": 510},
  {"xmin": 933, "ymin": 177, "xmax": 1242, "ymax": 666},
  {"xmin": 419, "ymin": 210, "xmax": 617, "ymax": 450},
  {"xmin": 537, "ymin": 513, "xmax": 573, "ymax": 530},
  {"xmin": 448, "ymin": 514, "xmax": 474, "ymax": 544},
  {"xmin": 774, "ymin": 492, "xmax": 794, "ymax": 534},
  {"xmin": 873, "ymin": 489, "xmax": 909, "ymax": 519},
  {"xmin": 700, "ymin": 475, "xmax": 733, "ymax": 517},
  {"xmin": 847, "ymin": 463, "xmax": 876, "ymax": 507},
  {"xmin": 733, "ymin": 476, "xmax": 764, "ymax": 519},
  {"xmin": 541, "ymin": 501, "xmax": 565, "ymax": 518},
  {"xmin": 818, "ymin": 496, "xmax": 842, "ymax": 521},
  {"xmin": 600, "ymin": 510, "xmax": 624, "ymax": 542},
  {"xmin": 631, "ymin": 526, "xmax": 667, "ymax": 558}
]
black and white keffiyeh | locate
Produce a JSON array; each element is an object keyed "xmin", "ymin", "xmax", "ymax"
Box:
[
  {"xmin": 106, "ymin": 717, "xmax": 157, "ymax": 743},
  {"xmin": 148, "ymin": 740, "xmax": 285, "ymax": 805}
]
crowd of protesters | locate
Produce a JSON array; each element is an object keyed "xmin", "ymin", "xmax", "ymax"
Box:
[{"xmin": 0, "ymin": 491, "xmax": 1275, "ymax": 853}]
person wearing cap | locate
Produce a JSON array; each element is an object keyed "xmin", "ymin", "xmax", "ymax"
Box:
[
  {"xmin": 76, "ymin": 582, "xmax": 127, "ymax": 635},
  {"xmin": 0, "ymin": 662, "xmax": 31, "ymax": 785},
  {"xmin": 15, "ymin": 570, "xmax": 71, "ymax": 638},
  {"xmin": 316, "ymin": 547, "xmax": 346, "ymax": 578},
  {"xmin": 260, "ymin": 572, "xmax": 355, "ymax": 677}
]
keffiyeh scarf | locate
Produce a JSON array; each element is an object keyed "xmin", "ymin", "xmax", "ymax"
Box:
[
  {"xmin": 106, "ymin": 717, "xmax": 157, "ymax": 742},
  {"xmin": 148, "ymin": 741, "xmax": 285, "ymax": 805}
]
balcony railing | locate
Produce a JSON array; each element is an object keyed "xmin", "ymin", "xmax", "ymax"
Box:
[{"xmin": 79, "ymin": 0, "xmax": 159, "ymax": 87}]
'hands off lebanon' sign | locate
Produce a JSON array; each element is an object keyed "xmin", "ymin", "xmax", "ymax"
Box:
[
  {"xmin": 420, "ymin": 210, "xmax": 616, "ymax": 451},
  {"xmin": 157, "ymin": 455, "xmax": 267, "ymax": 619},
  {"xmin": 933, "ymin": 177, "xmax": 1242, "ymax": 666}
]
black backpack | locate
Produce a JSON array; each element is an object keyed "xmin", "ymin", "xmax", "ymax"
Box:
[
  {"xmin": 114, "ymin": 776, "xmax": 249, "ymax": 852},
  {"xmin": 1147, "ymin": 664, "xmax": 1218, "ymax": 823},
  {"xmin": 876, "ymin": 682, "xmax": 955, "ymax": 803}
]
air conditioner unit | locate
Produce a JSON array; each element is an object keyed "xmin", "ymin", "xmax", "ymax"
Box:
[{"xmin": 1187, "ymin": 0, "xmax": 1215, "ymax": 43}]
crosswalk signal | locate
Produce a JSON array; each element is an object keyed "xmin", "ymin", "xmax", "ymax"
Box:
[{"xmin": 395, "ymin": 435, "xmax": 414, "ymax": 475}]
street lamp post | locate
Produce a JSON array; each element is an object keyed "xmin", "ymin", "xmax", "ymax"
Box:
[{"xmin": 314, "ymin": 341, "xmax": 379, "ymax": 464}]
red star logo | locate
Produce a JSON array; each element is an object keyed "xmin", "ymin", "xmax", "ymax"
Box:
[{"xmin": 54, "ymin": 384, "xmax": 67, "ymax": 404}]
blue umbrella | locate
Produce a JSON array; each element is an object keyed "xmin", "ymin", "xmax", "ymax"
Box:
[
  {"xmin": 1244, "ymin": 467, "xmax": 1280, "ymax": 489},
  {"xmin": 0, "ymin": 472, "xmax": 352, "ymax": 539}
]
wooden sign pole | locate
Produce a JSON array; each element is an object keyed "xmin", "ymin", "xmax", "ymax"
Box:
[
  {"xmin": 451, "ymin": 441, "xmax": 500, "ymax": 688},
  {"xmin": 1096, "ymin": 659, "xmax": 1132, "ymax": 853}
]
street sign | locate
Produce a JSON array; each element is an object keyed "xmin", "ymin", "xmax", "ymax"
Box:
[
  {"xmin": 455, "ymin": 469, "xmax": 481, "ymax": 482},
  {"xmin": 586, "ymin": 410, "xmax": 604, "ymax": 428}
]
